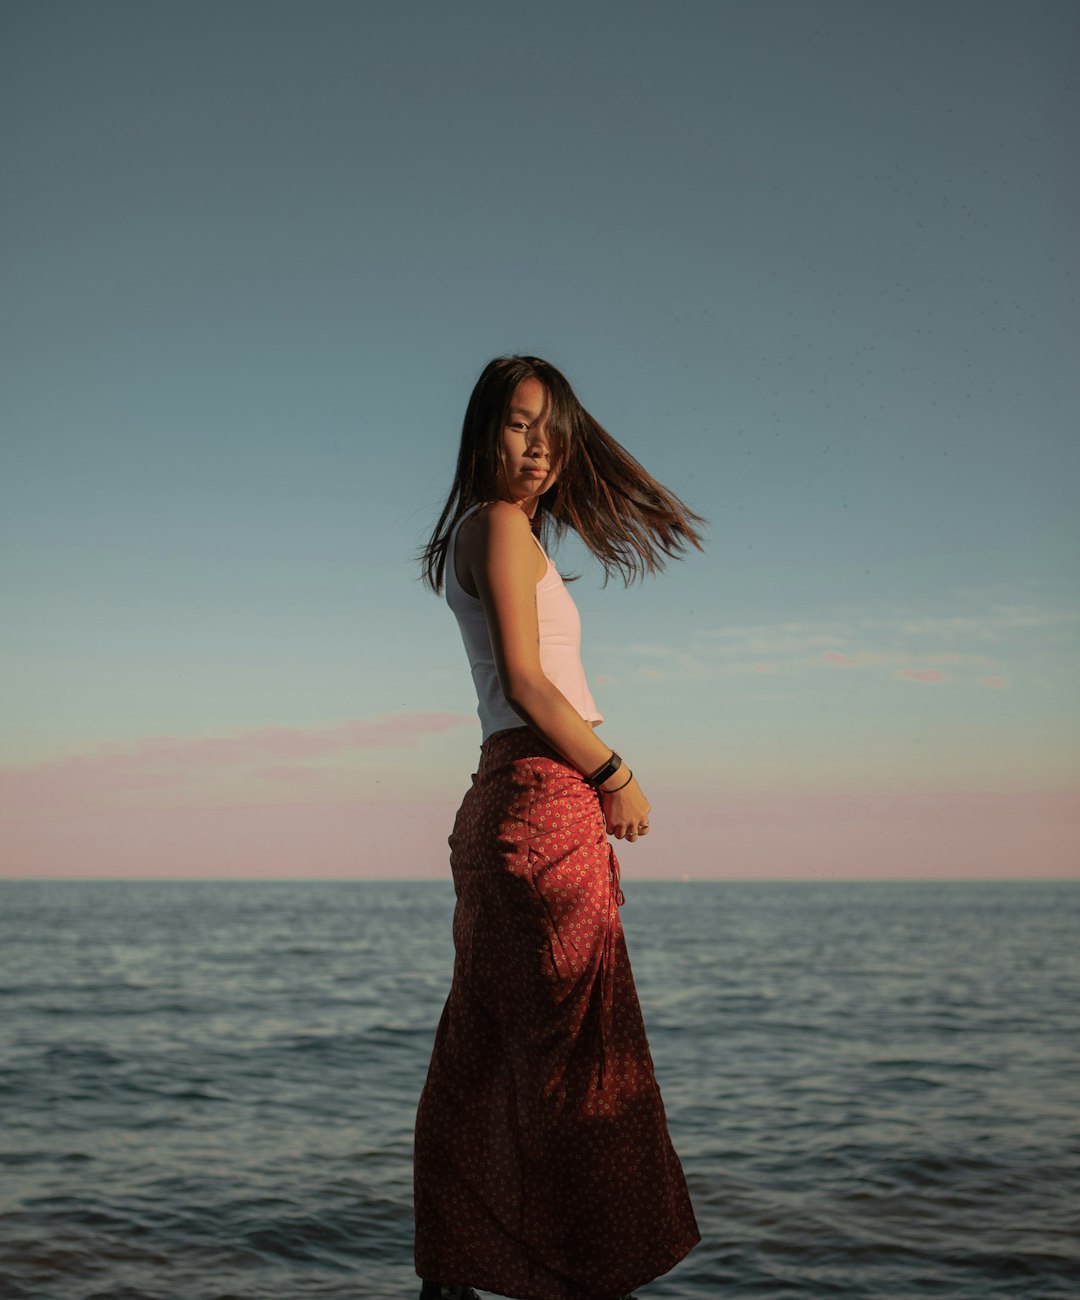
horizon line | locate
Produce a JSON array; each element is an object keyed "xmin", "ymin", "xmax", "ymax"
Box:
[{"xmin": 2, "ymin": 875, "xmax": 1075, "ymax": 885}]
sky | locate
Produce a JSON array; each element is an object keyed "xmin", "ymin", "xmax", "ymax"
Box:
[{"xmin": 1, "ymin": 0, "xmax": 1077, "ymax": 880}]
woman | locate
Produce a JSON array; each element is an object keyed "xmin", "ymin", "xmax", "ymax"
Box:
[{"xmin": 414, "ymin": 356, "xmax": 704, "ymax": 1300}]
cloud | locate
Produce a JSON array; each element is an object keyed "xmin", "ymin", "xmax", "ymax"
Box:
[
  {"xmin": 595, "ymin": 600, "xmax": 1076, "ymax": 686},
  {"xmin": 886, "ymin": 607, "xmax": 1080, "ymax": 642},
  {"xmin": 0, "ymin": 712, "xmax": 475, "ymax": 811},
  {"xmin": 601, "ymin": 629, "xmax": 988, "ymax": 681},
  {"xmin": 819, "ymin": 648, "xmax": 958, "ymax": 670}
]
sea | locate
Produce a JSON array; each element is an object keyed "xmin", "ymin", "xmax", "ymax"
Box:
[{"xmin": 1, "ymin": 878, "xmax": 1078, "ymax": 1300}]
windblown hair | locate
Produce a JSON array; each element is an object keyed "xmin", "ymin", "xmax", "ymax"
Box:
[{"xmin": 419, "ymin": 355, "xmax": 706, "ymax": 592}]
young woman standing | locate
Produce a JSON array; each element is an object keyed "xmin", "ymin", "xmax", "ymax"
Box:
[{"xmin": 414, "ymin": 356, "xmax": 704, "ymax": 1300}]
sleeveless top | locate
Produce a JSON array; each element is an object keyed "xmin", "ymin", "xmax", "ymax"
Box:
[{"xmin": 445, "ymin": 503, "xmax": 604, "ymax": 741}]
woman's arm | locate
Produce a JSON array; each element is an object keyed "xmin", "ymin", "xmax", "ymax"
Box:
[{"xmin": 466, "ymin": 500, "xmax": 651, "ymax": 839}]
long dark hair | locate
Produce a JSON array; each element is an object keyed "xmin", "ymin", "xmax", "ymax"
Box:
[{"xmin": 420, "ymin": 355, "xmax": 706, "ymax": 592}]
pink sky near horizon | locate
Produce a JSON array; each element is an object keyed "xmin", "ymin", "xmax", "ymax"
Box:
[
  {"xmin": 3, "ymin": 788, "xmax": 1077, "ymax": 881},
  {"xmin": 2, "ymin": 712, "xmax": 1077, "ymax": 880},
  {"xmin": 0, "ymin": 712, "xmax": 474, "ymax": 807}
]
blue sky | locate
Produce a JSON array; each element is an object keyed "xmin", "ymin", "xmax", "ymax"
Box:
[{"xmin": 2, "ymin": 0, "xmax": 1077, "ymax": 877}]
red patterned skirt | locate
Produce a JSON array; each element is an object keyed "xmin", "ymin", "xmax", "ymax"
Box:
[{"xmin": 413, "ymin": 726, "xmax": 700, "ymax": 1300}]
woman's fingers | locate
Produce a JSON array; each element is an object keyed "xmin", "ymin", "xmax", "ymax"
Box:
[
  {"xmin": 605, "ymin": 818, "xmax": 652, "ymax": 841},
  {"xmin": 601, "ymin": 779, "xmax": 651, "ymax": 841}
]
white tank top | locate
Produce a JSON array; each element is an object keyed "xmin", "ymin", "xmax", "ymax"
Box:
[{"xmin": 445, "ymin": 504, "xmax": 605, "ymax": 741}]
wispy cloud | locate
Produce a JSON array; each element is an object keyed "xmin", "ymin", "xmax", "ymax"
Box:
[
  {"xmin": 884, "ymin": 607, "xmax": 1080, "ymax": 642},
  {"xmin": 0, "ymin": 712, "xmax": 475, "ymax": 811},
  {"xmin": 596, "ymin": 602, "xmax": 1075, "ymax": 685}
]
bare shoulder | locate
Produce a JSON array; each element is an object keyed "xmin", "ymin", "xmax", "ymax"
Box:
[
  {"xmin": 459, "ymin": 501, "xmax": 543, "ymax": 589},
  {"xmin": 462, "ymin": 500, "xmax": 533, "ymax": 553},
  {"xmin": 476, "ymin": 498, "xmax": 530, "ymax": 532}
]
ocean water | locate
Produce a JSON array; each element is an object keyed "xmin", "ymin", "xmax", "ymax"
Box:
[{"xmin": 1, "ymin": 878, "xmax": 1078, "ymax": 1300}]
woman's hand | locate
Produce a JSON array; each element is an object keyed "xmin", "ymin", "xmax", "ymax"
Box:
[{"xmin": 600, "ymin": 768, "xmax": 651, "ymax": 843}]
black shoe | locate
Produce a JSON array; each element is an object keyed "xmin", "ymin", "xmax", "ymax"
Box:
[{"xmin": 418, "ymin": 1284, "xmax": 483, "ymax": 1300}]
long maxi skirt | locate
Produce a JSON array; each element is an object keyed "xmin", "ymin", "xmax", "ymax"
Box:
[{"xmin": 413, "ymin": 726, "xmax": 700, "ymax": 1300}]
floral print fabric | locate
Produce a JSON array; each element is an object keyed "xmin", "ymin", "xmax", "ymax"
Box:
[{"xmin": 414, "ymin": 726, "xmax": 700, "ymax": 1300}]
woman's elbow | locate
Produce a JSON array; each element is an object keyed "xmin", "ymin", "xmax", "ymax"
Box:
[{"xmin": 502, "ymin": 669, "xmax": 552, "ymax": 713}]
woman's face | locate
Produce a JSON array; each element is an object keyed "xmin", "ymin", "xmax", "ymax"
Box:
[{"xmin": 496, "ymin": 377, "xmax": 559, "ymax": 515}]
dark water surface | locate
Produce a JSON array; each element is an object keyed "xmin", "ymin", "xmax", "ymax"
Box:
[{"xmin": 1, "ymin": 879, "xmax": 1077, "ymax": 1300}]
